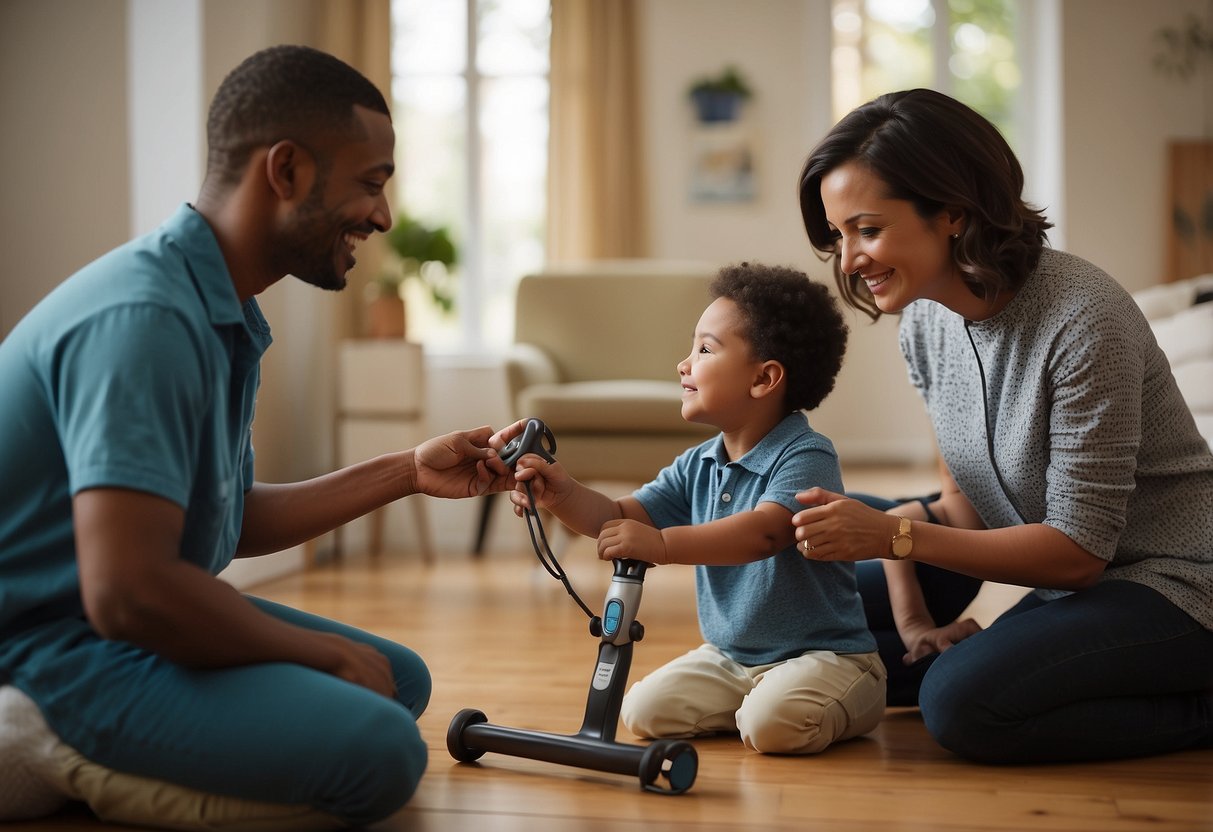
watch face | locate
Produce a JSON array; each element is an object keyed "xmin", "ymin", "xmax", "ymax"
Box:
[{"xmin": 892, "ymin": 536, "xmax": 912, "ymax": 558}]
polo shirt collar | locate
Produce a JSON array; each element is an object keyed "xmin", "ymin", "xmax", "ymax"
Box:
[
  {"xmin": 165, "ymin": 203, "xmax": 247, "ymax": 329},
  {"xmin": 698, "ymin": 412, "xmax": 808, "ymax": 473}
]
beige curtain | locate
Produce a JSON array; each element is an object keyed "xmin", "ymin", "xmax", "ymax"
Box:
[
  {"xmin": 547, "ymin": 0, "xmax": 647, "ymax": 262},
  {"xmin": 310, "ymin": 0, "xmax": 394, "ymax": 339},
  {"xmin": 246, "ymin": 0, "xmax": 393, "ymax": 487}
]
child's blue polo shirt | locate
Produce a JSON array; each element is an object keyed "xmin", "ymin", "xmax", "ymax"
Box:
[
  {"xmin": 633, "ymin": 412, "xmax": 876, "ymax": 665},
  {"xmin": 0, "ymin": 203, "xmax": 270, "ymax": 685}
]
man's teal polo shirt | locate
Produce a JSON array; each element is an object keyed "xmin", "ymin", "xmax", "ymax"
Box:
[{"xmin": 0, "ymin": 203, "xmax": 271, "ymax": 648}]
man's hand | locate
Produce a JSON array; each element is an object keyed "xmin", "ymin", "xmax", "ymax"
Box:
[
  {"xmin": 413, "ymin": 426, "xmax": 514, "ymax": 498},
  {"xmin": 597, "ymin": 519, "xmax": 668, "ymax": 565},
  {"xmin": 322, "ymin": 632, "xmax": 397, "ymax": 698}
]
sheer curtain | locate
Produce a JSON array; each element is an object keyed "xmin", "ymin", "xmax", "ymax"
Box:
[{"xmin": 546, "ymin": 0, "xmax": 647, "ymax": 262}]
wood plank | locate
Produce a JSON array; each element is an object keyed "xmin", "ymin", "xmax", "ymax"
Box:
[{"xmin": 10, "ymin": 490, "xmax": 1212, "ymax": 831}]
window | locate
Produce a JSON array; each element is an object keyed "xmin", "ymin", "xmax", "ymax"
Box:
[
  {"xmin": 831, "ymin": 0, "xmax": 1020, "ymax": 146},
  {"xmin": 390, "ymin": 0, "xmax": 551, "ymax": 351}
]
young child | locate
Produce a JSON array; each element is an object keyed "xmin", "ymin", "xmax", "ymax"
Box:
[{"xmin": 502, "ymin": 262, "xmax": 886, "ymax": 755}]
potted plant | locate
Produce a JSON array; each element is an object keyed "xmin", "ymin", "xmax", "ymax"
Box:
[
  {"xmin": 365, "ymin": 214, "xmax": 459, "ymax": 338},
  {"xmin": 688, "ymin": 65, "xmax": 753, "ymax": 123}
]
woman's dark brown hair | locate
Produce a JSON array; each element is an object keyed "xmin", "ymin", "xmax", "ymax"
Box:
[{"xmin": 798, "ymin": 89, "xmax": 1051, "ymax": 320}]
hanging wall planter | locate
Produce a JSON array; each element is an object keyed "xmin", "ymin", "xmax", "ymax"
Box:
[{"xmin": 688, "ymin": 65, "xmax": 753, "ymax": 124}]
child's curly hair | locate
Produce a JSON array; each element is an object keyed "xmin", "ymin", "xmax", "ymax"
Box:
[{"xmin": 709, "ymin": 262, "xmax": 848, "ymax": 412}]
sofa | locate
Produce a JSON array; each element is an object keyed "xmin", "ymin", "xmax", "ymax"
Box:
[
  {"xmin": 1132, "ymin": 273, "xmax": 1213, "ymax": 447},
  {"xmin": 472, "ymin": 260, "xmax": 721, "ymax": 554}
]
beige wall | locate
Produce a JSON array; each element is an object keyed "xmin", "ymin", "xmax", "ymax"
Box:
[
  {"xmin": 0, "ymin": 0, "xmax": 130, "ymax": 336},
  {"xmin": 1061, "ymin": 0, "xmax": 1209, "ymax": 291},
  {"xmin": 636, "ymin": 0, "xmax": 1213, "ymax": 464},
  {"xmin": 2, "ymin": 0, "xmax": 1210, "ymax": 507}
]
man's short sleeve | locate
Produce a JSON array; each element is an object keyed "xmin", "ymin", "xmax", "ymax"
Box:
[{"xmin": 55, "ymin": 304, "xmax": 208, "ymax": 508}]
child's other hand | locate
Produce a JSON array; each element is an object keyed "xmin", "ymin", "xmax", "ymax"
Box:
[
  {"xmin": 597, "ymin": 519, "xmax": 668, "ymax": 565},
  {"xmin": 509, "ymin": 454, "xmax": 570, "ymax": 515}
]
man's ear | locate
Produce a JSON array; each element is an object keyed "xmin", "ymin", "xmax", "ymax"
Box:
[
  {"xmin": 751, "ymin": 360, "xmax": 786, "ymax": 399},
  {"xmin": 265, "ymin": 140, "xmax": 314, "ymax": 202}
]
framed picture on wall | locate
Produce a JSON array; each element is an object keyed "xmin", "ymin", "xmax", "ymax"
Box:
[
  {"xmin": 689, "ymin": 122, "xmax": 756, "ymax": 203},
  {"xmin": 1166, "ymin": 140, "xmax": 1213, "ymax": 282}
]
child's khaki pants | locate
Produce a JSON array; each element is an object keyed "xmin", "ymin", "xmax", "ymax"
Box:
[{"xmin": 621, "ymin": 644, "xmax": 887, "ymax": 754}]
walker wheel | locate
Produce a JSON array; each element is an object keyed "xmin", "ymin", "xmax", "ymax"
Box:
[
  {"xmin": 447, "ymin": 708, "xmax": 489, "ymax": 762},
  {"xmin": 639, "ymin": 739, "xmax": 697, "ymax": 794}
]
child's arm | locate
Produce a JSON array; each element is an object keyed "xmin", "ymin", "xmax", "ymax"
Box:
[
  {"xmin": 510, "ymin": 453, "xmax": 653, "ymax": 538},
  {"xmin": 597, "ymin": 502, "xmax": 794, "ymax": 566}
]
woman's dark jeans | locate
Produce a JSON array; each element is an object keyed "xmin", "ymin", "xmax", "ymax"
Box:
[{"xmin": 851, "ymin": 493, "xmax": 1213, "ymax": 763}]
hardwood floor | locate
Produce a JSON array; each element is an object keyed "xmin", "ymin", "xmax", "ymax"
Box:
[
  {"xmin": 268, "ymin": 542, "xmax": 1211, "ymax": 832},
  {"xmin": 7, "ymin": 466, "xmax": 1211, "ymax": 831}
]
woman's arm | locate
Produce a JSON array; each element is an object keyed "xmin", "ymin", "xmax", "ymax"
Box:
[
  {"xmin": 882, "ymin": 461, "xmax": 984, "ymax": 660},
  {"xmin": 794, "ymin": 485, "xmax": 1106, "ymax": 590}
]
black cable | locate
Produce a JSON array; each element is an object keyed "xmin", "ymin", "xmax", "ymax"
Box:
[
  {"xmin": 522, "ymin": 481, "xmax": 595, "ymax": 618},
  {"xmin": 964, "ymin": 321, "xmax": 1028, "ymax": 524}
]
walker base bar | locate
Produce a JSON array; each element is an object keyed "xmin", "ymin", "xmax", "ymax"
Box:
[{"xmin": 448, "ymin": 709, "xmax": 697, "ymax": 794}]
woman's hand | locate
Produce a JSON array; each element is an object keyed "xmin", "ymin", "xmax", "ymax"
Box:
[
  {"xmin": 898, "ymin": 617, "xmax": 982, "ymax": 664},
  {"xmin": 792, "ymin": 487, "xmax": 901, "ymax": 561}
]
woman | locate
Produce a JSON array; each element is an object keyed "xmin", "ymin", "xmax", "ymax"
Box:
[{"xmin": 793, "ymin": 88, "xmax": 1213, "ymax": 764}]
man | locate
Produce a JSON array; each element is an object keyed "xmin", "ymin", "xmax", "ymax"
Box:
[{"xmin": 0, "ymin": 46, "xmax": 508, "ymax": 829}]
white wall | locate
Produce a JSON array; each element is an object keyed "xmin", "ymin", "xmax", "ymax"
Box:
[
  {"xmin": 638, "ymin": 0, "xmax": 933, "ymax": 464},
  {"xmin": 1060, "ymin": 0, "xmax": 1209, "ymax": 291}
]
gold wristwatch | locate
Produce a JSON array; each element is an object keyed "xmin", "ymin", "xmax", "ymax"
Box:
[{"xmin": 890, "ymin": 516, "xmax": 913, "ymax": 559}]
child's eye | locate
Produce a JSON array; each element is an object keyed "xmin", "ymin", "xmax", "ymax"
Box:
[{"xmin": 698, "ymin": 344, "xmax": 712, "ymax": 354}]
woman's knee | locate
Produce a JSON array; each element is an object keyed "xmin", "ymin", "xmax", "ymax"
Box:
[{"xmin": 918, "ymin": 648, "xmax": 1010, "ymax": 763}]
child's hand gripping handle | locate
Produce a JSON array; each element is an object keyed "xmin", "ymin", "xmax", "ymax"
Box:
[{"xmin": 499, "ymin": 418, "xmax": 557, "ymax": 468}]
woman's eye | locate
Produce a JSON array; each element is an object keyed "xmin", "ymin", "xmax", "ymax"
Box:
[{"xmin": 859, "ymin": 227, "xmax": 881, "ymax": 238}]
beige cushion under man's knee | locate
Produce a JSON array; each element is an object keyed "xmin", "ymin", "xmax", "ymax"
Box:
[{"xmin": 0, "ymin": 685, "xmax": 344, "ymax": 831}]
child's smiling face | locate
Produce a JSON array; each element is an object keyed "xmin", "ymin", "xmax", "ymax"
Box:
[{"xmin": 678, "ymin": 297, "xmax": 763, "ymax": 429}]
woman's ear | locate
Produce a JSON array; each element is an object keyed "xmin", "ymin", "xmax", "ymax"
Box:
[
  {"xmin": 751, "ymin": 360, "xmax": 786, "ymax": 400},
  {"xmin": 265, "ymin": 140, "xmax": 315, "ymax": 202},
  {"xmin": 945, "ymin": 206, "xmax": 967, "ymax": 237}
]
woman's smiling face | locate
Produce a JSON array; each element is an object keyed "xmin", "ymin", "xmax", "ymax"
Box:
[{"xmin": 820, "ymin": 161, "xmax": 964, "ymax": 315}]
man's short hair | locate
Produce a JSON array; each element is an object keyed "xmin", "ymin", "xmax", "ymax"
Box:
[{"xmin": 205, "ymin": 45, "xmax": 390, "ymax": 186}]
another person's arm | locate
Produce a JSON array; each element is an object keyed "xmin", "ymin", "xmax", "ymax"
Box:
[
  {"xmin": 598, "ymin": 502, "xmax": 796, "ymax": 566},
  {"xmin": 879, "ymin": 459, "xmax": 986, "ymax": 662},
  {"xmin": 507, "ymin": 445, "xmax": 795, "ymax": 565},
  {"xmin": 74, "ymin": 487, "xmax": 398, "ymax": 697},
  {"xmin": 237, "ymin": 427, "xmax": 511, "ymax": 556}
]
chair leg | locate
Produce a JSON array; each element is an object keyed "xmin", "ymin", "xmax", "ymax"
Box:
[
  {"xmin": 473, "ymin": 493, "xmax": 496, "ymax": 557},
  {"xmin": 408, "ymin": 495, "xmax": 435, "ymax": 565}
]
